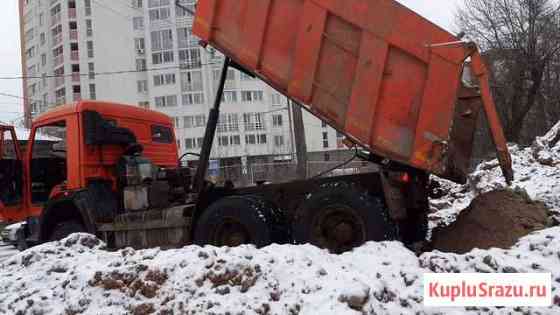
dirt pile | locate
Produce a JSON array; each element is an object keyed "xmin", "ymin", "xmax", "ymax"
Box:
[{"xmin": 431, "ymin": 189, "xmax": 552, "ymax": 254}]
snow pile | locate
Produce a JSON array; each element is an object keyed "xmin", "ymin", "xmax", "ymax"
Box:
[
  {"xmin": 430, "ymin": 121, "xmax": 560, "ymax": 228},
  {"xmin": 0, "ymin": 232, "xmax": 559, "ymax": 314}
]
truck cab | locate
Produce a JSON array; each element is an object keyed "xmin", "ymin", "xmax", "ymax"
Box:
[{"xmin": 0, "ymin": 101, "xmax": 179, "ymax": 246}]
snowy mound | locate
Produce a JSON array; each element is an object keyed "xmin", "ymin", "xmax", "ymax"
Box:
[
  {"xmin": 0, "ymin": 232, "xmax": 559, "ymax": 314},
  {"xmin": 430, "ymin": 121, "xmax": 560, "ymax": 228}
]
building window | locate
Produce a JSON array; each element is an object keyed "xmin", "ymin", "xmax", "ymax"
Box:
[
  {"xmin": 185, "ymin": 137, "xmax": 203, "ymax": 150},
  {"xmin": 217, "ymin": 113, "xmax": 239, "ymax": 133},
  {"xmin": 40, "ymin": 33, "xmax": 46, "ymax": 46},
  {"xmin": 138, "ymin": 101, "xmax": 150, "ymax": 108},
  {"xmin": 231, "ymin": 135, "xmax": 241, "ymax": 146},
  {"xmin": 243, "ymin": 113, "xmax": 265, "ymax": 131},
  {"xmin": 149, "ymin": 7, "xmax": 170, "ymax": 22},
  {"xmin": 322, "ymin": 121, "xmax": 327, "ymax": 128},
  {"xmin": 151, "ymin": 29, "xmax": 173, "ymax": 50},
  {"xmin": 133, "ymin": 0, "xmax": 143, "ymax": 8},
  {"xmin": 245, "ymin": 134, "xmax": 267, "ymax": 145},
  {"xmin": 41, "ymin": 53, "xmax": 47, "ymax": 67},
  {"xmin": 137, "ymin": 80, "xmax": 148, "ymax": 93},
  {"xmin": 221, "ymin": 91, "xmax": 237, "ymax": 103},
  {"xmin": 218, "ymin": 136, "xmax": 229, "ymax": 147},
  {"xmin": 241, "ymin": 91, "xmax": 264, "ymax": 102},
  {"xmin": 178, "ymin": 48, "xmax": 201, "ymax": 69},
  {"xmin": 180, "ymin": 71, "xmax": 203, "ymax": 91},
  {"xmin": 153, "ymin": 73, "xmax": 176, "ymax": 86},
  {"xmin": 136, "ymin": 59, "xmax": 147, "ymax": 71},
  {"xmin": 87, "ymin": 41, "xmax": 94, "ymax": 58},
  {"xmin": 272, "ymin": 114, "xmax": 283, "ymax": 127},
  {"xmin": 182, "ymin": 93, "xmax": 204, "ymax": 105},
  {"xmin": 133, "ymin": 17, "xmax": 144, "ymax": 30},
  {"xmin": 152, "ymin": 51, "xmax": 174, "ymax": 64},
  {"xmin": 245, "ymin": 134, "xmax": 256, "ymax": 145},
  {"xmin": 271, "ymin": 93, "xmax": 282, "ymax": 106},
  {"xmin": 88, "ymin": 62, "xmax": 95, "ymax": 79},
  {"xmin": 148, "ymin": 0, "xmax": 171, "ymax": 8},
  {"xmin": 86, "ymin": 20, "xmax": 93, "ymax": 37},
  {"xmin": 155, "ymin": 95, "xmax": 178, "ymax": 107},
  {"xmin": 89, "ymin": 84, "xmax": 96, "ymax": 100},
  {"xmin": 183, "ymin": 115, "xmax": 206, "ymax": 128},
  {"xmin": 185, "ymin": 138, "xmax": 194, "ymax": 149},
  {"xmin": 195, "ymin": 115, "xmax": 206, "ymax": 127},
  {"xmin": 322, "ymin": 132, "xmax": 329, "ymax": 148},
  {"xmin": 135, "ymin": 38, "xmax": 145, "ymax": 54},
  {"xmin": 274, "ymin": 135, "xmax": 284, "ymax": 147},
  {"xmin": 85, "ymin": 0, "xmax": 92, "ymax": 16}
]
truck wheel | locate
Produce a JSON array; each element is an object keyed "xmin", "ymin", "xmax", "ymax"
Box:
[
  {"xmin": 293, "ymin": 187, "xmax": 396, "ymax": 253},
  {"xmin": 49, "ymin": 221, "xmax": 86, "ymax": 241},
  {"xmin": 194, "ymin": 195, "xmax": 288, "ymax": 248},
  {"xmin": 16, "ymin": 227, "xmax": 28, "ymax": 251}
]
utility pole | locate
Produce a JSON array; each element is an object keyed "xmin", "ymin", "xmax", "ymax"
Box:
[{"xmin": 291, "ymin": 101, "xmax": 307, "ymax": 179}]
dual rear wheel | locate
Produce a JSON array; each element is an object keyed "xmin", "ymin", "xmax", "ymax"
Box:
[{"xmin": 194, "ymin": 187, "xmax": 396, "ymax": 253}]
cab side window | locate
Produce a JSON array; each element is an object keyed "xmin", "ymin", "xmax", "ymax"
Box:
[{"xmin": 151, "ymin": 125, "xmax": 173, "ymax": 143}]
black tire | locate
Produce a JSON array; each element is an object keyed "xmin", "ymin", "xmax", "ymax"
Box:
[
  {"xmin": 194, "ymin": 195, "xmax": 289, "ymax": 248},
  {"xmin": 293, "ymin": 186, "xmax": 396, "ymax": 253},
  {"xmin": 49, "ymin": 221, "xmax": 86, "ymax": 242},
  {"xmin": 16, "ymin": 227, "xmax": 28, "ymax": 251}
]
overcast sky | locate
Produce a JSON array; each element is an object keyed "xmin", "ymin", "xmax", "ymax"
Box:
[{"xmin": 0, "ymin": 0, "xmax": 461, "ymax": 124}]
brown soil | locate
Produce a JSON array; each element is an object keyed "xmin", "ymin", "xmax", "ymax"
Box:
[{"xmin": 431, "ymin": 189, "xmax": 551, "ymax": 254}]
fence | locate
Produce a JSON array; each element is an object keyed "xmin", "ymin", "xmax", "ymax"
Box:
[{"xmin": 203, "ymin": 160, "xmax": 378, "ymax": 187}]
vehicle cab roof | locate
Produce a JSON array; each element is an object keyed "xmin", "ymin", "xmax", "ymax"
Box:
[{"xmin": 33, "ymin": 101, "xmax": 172, "ymax": 126}]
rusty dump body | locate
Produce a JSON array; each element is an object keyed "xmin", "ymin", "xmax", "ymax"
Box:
[{"xmin": 193, "ymin": 0, "xmax": 514, "ymax": 184}]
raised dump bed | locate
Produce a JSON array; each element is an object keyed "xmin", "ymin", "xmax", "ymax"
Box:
[{"xmin": 193, "ymin": 0, "xmax": 513, "ymax": 184}]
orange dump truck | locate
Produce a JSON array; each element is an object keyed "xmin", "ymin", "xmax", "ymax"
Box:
[
  {"xmin": 192, "ymin": 0, "xmax": 513, "ymax": 184},
  {"xmin": 1, "ymin": 1, "xmax": 513, "ymax": 254}
]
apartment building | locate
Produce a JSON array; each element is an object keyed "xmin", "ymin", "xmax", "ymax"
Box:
[{"xmin": 19, "ymin": 0, "xmax": 348, "ymax": 180}]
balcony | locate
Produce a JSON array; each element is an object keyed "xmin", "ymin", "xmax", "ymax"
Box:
[
  {"xmin": 68, "ymin": 8, "xmax": 76, "ymax": 19},
  {"xmin": 53, "ymin": 54, "xmax": 64, "ymax": 66},
  {"xmin": 69, "ymin": 30, "xmax": 78, "ymax": 40},
  {"xmin": 53, "ymin": 33, "xmax": 63, "ymax": 46},
  {"xmin": 51, "ymin": 13, "xmax": 61, "ymax": 26},
  {"xmin": 70, "ymin": 50, "xmax": 79, "ymax": 61},
  {"xmin": 71, "ymin": 72, "xmax": 80, "ymax": 82},
  {"xmin": 73, "ymin": 93, "xmax": 81, "ymax": 101},
  {"xmin": 55, "ymin": 76, "xmax": 65, "ymax": 87}
]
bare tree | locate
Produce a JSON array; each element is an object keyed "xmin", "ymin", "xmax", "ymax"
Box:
[{"xmin": 457, "ymin": 0, "xmax": 560, "ymax": 143}]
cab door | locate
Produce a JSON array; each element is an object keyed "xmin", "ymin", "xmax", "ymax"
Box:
[{"xmin": 0, "ymin": 126, "xmax": 25, "ymax": 221}]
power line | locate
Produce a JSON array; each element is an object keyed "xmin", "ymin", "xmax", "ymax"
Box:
[
  {"xmin": 0, "ymin": 62, "xmax": 220, "ymax": 80},
  {"xmin": 0, "ymin": 92, "xmax": 57, "ymax": 106}
]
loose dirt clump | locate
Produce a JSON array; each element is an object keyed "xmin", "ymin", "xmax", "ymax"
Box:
[{"xmin": 431, "ymin": 189, "xmax": 552, "ymax": 254}]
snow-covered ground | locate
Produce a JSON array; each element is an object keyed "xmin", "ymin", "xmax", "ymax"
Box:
[
  {"xmin": 0, "ymin": 242, "xmax": 18, "ymax": 264},
  {"xmin": 0, "ymin": 231, "xmax": 558, "ymax": 315},
  {"xmin": 0, "ymin": 122, "xmax": 558, "ymax": 314}
]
